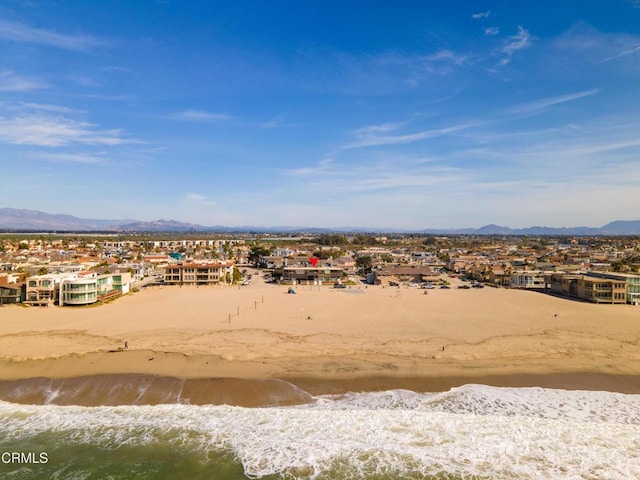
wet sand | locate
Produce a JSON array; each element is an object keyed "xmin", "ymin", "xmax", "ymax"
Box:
[{"xmin": 1, "ymin": 281, "xmax": 639, "ymax": 397}]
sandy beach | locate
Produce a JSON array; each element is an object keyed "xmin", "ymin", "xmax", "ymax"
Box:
[{"xmin": 1, "ymin": 278, "xmax": 640, "ymax": 395}]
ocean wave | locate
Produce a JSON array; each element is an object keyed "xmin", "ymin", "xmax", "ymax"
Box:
[
  {"xmin": 1, "ymin": 385, "xmax": 639, "ymax": 479},
  {"xmin": 309, "ymin": 384, "xmax": 640, "ymax": 424}
]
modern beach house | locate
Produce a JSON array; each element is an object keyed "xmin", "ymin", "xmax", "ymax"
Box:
[
  {"xmin": 163, "ymin": 261, "xmax": 235, "ymax": 286},
  {"xmin": 25, "ymin": 271, "xmax": 132, "ymax": 306}
]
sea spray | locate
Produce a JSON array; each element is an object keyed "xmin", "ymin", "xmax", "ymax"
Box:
[{"xmin": 0, "ymin": 385, "xmax": 639, "ymax": 479}]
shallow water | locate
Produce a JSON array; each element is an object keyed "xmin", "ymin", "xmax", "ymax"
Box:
[{"xmin": 1, "ymin": 384, "xmax": 639, "ymax": 479}]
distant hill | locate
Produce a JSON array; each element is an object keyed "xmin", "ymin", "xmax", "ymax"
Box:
[
  {"xmin": 0, "ymin": 208, "xmax": 134, "ymax": 231},
  {"xmin": 2, "ymin": 207, "xmax": 640, "ymax": 235},
  {"xmin": 113, "ymin": 219, "xmax": 206, "ymax": 232}
]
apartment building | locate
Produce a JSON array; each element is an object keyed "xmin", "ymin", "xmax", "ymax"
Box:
[
  {"xmin": 550, "ymin": 273, "xmax": 626, "ymax": 304},
  {"xmin": 163, "ymin": 262, "xmax": 234, "ymax": 286},
  {"xmin": 585, "ymin": 272, "xmax": 640, "ymax": 305},
  {"xmin": 280, "ymin": 266, "xmax": 344, "ymax": 284}
]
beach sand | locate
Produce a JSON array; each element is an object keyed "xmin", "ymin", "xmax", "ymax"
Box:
[{"xmin": 1, "ymin": 279, "xmax": 640, "ymax": 396}]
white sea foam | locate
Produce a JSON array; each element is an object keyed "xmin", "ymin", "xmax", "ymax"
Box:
[
  {"xmin": 1, "ymin": 385, "xmax": 639, "ymax": 479},
  {"xmin": 310, "ymin": 384, "xmax": 640, "ymax": 424}
]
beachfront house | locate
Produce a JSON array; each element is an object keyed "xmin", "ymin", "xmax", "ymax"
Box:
[
  {"xmin": 585, "ymin": 272, "xmax": 640, "ymax": 305},
  {"xmin": 550, "ymin": 272, "xmax": 627, "ymax": 304},
  {"xmin": 367, "ymin": 266, "xmax": 440, "ymax": 285},
  {"xmin": 280, "ymin": 266, "xmax": 344, "ymax": 284},
  {"xmin": 509, "ymin": 270, "xmax": 546, "ymax": 289},
  {"xmin": 163, "ymin": 261, "xmax": 235, "ymax": 286},
  {"xmin": 0, "ymin": 284, "xmax": 23, "ymax": 305}
]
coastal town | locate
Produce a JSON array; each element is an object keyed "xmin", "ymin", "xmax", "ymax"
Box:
[{"xmin": 1, "ymin": 232, "xmax": 640, "ymax": 307}]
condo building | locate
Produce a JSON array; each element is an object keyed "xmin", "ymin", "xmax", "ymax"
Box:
[{"xmin": 163, "ymin": 262, "xmax": 235, "ymax": 286}]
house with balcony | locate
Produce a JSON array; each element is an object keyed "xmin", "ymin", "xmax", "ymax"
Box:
[
  {"xmin": 25, "ymin": 273, "xmax": 72, "ymax": 305},
  {"xmin": 549, "ymin": 272, "xmax": 626, "ymax": 304},
  {"xmin": 280, "ymin": 266, "xmax": 344, "ymax": 284},
  {"xmin": 367, "ymin": 266, "xmax": 440, "ymax": 285},
  {"xmin": 509, "ymin": 270, "xmax": 546, "ymax": 289},
  {"xmin": 164, "ymin": 262, "xmax": 235, "ymax": 286},
  {"xmin": 585, "ymin": 272, "xmax": 640, "ymax": 305}
]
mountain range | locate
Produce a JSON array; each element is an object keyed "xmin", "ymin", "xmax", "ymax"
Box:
[{"xmin": 1, "ymin": 208, "xmax": 640, "ymax": 235}]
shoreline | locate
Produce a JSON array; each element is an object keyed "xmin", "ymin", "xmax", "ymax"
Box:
[
  {"xmin": 1, "ymin": 369, "xmax": 639, "ymax": 408},
  {"xmin": 1, "ymin": 284, "xmax": 640, "ymax": 400},
  {"xmin": 1, "ymin": 349, "xmax": 640, "ymax": 406}
]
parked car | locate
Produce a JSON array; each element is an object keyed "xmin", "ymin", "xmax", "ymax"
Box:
[
  {"xmin": 333, "ymin": 283, "xmax": 346, "ymax": 289},
  {"xmin": 458, "ymin": 285, "xmax": 470, "ymax": 289}
]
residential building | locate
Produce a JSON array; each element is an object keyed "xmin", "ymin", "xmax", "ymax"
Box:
[
  {"xmin": 585, "ymin": 272, "xmax": 640, "ymax": 305},
  {"xmin": 509, "ymin": 270, "xmax": 546, "ymax": 289},
  {"xmin": 280, "ymin": 266, "xmax": 344, "ymax": 284},
  {"xmin": 550, "ymin": 273, "xmax": 626, "ymax": 304},
  {"xmin": 164, "ymin": 262, "xmax": 234, "ymax": 286},
  {"xmin": 367, "ymin": 266, "xmax": 440, "ymax": 285},
  {"xmin": 25, "ymin": 273, "xmax": 70, "ymax": 305},
  {"xmin": 0, "ymin": 284, "xmax": 23, "ymax": 305}
]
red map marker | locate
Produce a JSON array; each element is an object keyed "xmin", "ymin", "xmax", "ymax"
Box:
[{"xmin": 309, "ymin": 256, "xmax": 319, "ymax": 266}]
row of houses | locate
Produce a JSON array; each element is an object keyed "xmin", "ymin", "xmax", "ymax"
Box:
[
  {"xmin": 24, "ymin": 271, "xmax": 133, "ymax": 306},
  {"xmin": 549, "ymin": 272, "xmax": 640, "ymax": 305},
  {"xmin": 3, "ymin": 270, "xmax": 134, "ymax": 307},
  {"xmin": 469, "ymin": 268, "xmax": 640, "ymax": 305}
]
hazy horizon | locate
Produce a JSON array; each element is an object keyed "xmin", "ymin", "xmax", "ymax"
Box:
[{"xmin": 2, "ymin": 1, "xmax": 640, "ymax": 229}]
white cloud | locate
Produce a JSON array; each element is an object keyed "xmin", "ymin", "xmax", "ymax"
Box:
[
  {"xmin": 599, "ymin": 44, "xmax": 640, "ymax": 63},
  {"xmin": 508, "ymin": 89, "xmax": 599, "ymax": 114},
  {"xmin": 484, "ymin": 27, "xmax": 499, "ymax": 36},
  {"xmin": 27, "ymin": 151, "xmax": 107, "ymax": 164},
  {"xmin": 18, "ymin": 102, "xmax": 78, "ymax": 114},
  {"xmin": 499, "ymin": 26, "xmax": 533, "ymax": 65},
  {"xmin": 354, "ymin": 122, "xmax": 403, "ymax": 135},
  {"xmin": 170, "ymin": 109, "xmax": 231, "ymax": 122},
  {"xmin": 0, "ymin": 18, "xmax": 105, "ymax": 51},
  {"xmin": 345, "ymin": 122, "xmax": 479, "ymax": 149},
  {"xmin": 472, "ymin": 11, "xmax": 491, "ymax": 20},
  {"xmin": 0, "ymin": 112, "xmax": 140, "ymax": 147},
  {"xmin": 424, "ymin": 49, "xmax": 467, "ymax": 66},
  {"xmin": 0, "ymin": 69, "xmax": 47, "ymax": 91},
  {"xmin": 183, "ymin": 192, "xmax": 216, "ymax": 207}
]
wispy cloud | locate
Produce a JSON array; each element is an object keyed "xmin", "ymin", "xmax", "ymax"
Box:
[
  {"xmin": 169, "ymin": 109, "xmax": 231, "ymax": 122},
  {"xmin": 259, "ymin": 114, "xmax": 300, "ymax": 129},
  {"xmin": 498, "ymin": 26, "xmax": 533, "ymax": 65},
  {"xmin": 599, "ymin": 44, "xmax": 640, "ymax": 63},
  {"xmin": 0, "ymin": 69, "xmax": 47, "ymax": 91},
  {"xmin": 183, "ymin": 192, "xmax": 216, "ymax": 207},
  {"xmin": 18, "ymin": 102, "xmax": 78, "ymax": 114},
  {"xmin": 484, "ymin": 27, "xmax": 499, "ymax": 36},
  {"xmin": 552, "ymin": 23, "xmax": 640, "ymax": 66},
  {"xmin": 508, "ymin": 89, "xmax": 599, "ymax": 114},
  {"xmin": 0, "ymin": 106, "xmax": 141, "ymax": 147},
  {"xmin": 27, "ymin": 151, "xmax": 107, "ymax": 164},
  {"xmin": 345, "ymin": 122, "xmax": 479, "ymax": 149},
  {"xmin": 375, "ymin": 48, "xmax": 467, "ymax": 83},
  {"xmin": 65, "ymin": 74, "xmax": 101, "ymax": 88},
  {"xmin": 0, "ymin": 18, "xmax": 106, "ymax": 51},
  {"xmin": 472, "ymin": 11, "xmax": 491, "ymax": 20},
  {"xmin": 102, "ymin": 65, "xmax": 131, "ymax": 73},
  {"xmin": 354, "ymin": 122, "xmax": 403, "ymax": 135}
]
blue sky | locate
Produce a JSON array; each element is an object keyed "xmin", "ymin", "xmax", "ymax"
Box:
[{"xmin": 1, "ymin": 0, "xmax": 640, "ymax": 229}]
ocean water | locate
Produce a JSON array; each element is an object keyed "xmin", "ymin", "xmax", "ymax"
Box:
[{"xmin": 1, "ymin": 384, "xmax": 639, "ymax": 479}]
